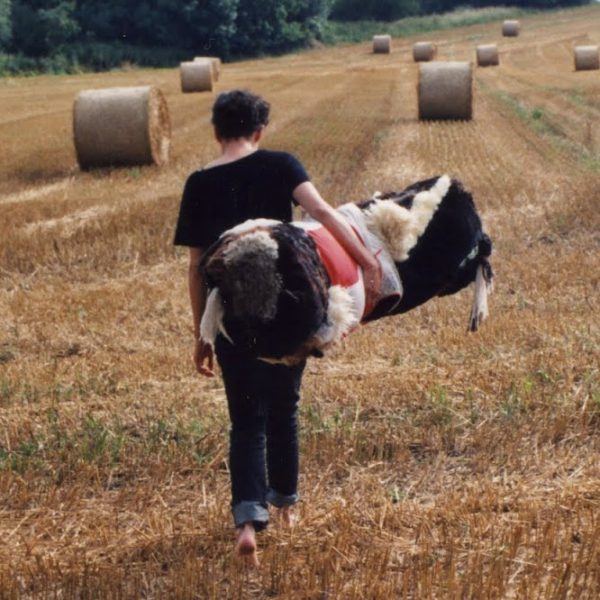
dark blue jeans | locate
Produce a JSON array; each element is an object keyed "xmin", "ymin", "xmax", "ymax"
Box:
[{"xmin": 215, "ymin": 335, "xmax": 306, "ymax": 531}]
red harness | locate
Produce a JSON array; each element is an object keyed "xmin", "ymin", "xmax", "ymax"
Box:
[{"xmin": 307, "ymin": 227, "xmax": 360, "ymax": 287}]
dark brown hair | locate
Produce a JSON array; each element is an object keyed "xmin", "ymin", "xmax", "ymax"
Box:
[{"xmin": 211, "ymin": 90, "xmax": 270, "ymax": 139}]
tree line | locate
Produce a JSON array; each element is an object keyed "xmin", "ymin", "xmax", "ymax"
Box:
[
  {"xmin": 330, "ymin": 0, "xmax": 589, "ymax": 21},
  {"xmin": 0, "ymin": 0, "xmax": 591, "ymax": 74}
]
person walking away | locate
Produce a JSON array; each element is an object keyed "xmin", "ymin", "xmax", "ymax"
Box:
[{"xmin": 174, "ymin": 90, "xmax": 381, "ymax": 566}]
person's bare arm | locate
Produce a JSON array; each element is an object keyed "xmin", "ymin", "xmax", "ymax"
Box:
[
  {"xmin": 293, "ymin": 181, "xmax": 381, "ymax": 309},
  {"xmin": 188, "ymin": 247, "xmax": 215, "ymax": 377}
]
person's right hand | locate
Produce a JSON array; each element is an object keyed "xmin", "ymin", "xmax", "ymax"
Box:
[{"xmin": 194, "ymin": 338, "xmax": 215, "ymax": 377}]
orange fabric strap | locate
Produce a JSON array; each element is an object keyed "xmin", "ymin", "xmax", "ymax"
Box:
[{"xmin": 307, "ymin": 227, "xmax": 360, "ymax": 288}]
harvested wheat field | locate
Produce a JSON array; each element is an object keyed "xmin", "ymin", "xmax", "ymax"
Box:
[{"xmin": 0, "ymin": 5, "xmax": 599, "ymax": 599}]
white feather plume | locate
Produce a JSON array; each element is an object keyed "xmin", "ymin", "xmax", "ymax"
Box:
[
  {"xmin": 315, "ymin": 285, "xmax": 360, "ymax": 347},
  {"xmin": 364, "ymin": 174, "xmax": 451, "ymax": 262},
  {"xmin": 200, "ymin": 288, "xmax": 232, "ymax": 345}
]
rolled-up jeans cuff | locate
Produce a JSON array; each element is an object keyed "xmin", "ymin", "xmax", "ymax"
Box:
[
  {"xmin": 266, "ymin": 489, "xmax": 299, "ymax": 508},
  {"xmin": 232, "ymin": 501, "xmax": 269, "ymax": 531}
]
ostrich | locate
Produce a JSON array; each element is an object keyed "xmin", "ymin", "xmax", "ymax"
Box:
[{"xmin": 199, "ymin": 175, "xmax": 493, "ymax": 364}]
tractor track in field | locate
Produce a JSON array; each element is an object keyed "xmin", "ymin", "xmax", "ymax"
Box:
[{"xmin": 479, "ymin": 34, "xmax": 600, "ymax": 162}]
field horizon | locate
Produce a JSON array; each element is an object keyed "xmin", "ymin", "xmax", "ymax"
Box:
[{"xmin": 1, "ymin": 5, "xmax": 599, "ymax": 598}]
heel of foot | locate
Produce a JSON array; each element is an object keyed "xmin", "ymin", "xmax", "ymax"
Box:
[
  {"xmin": 237, "ymin": 538, "xmax": 256, "ymax": 556},
  {"xmin": 235, "ymin": 524, "xmax": 259, "ymax": 566}
]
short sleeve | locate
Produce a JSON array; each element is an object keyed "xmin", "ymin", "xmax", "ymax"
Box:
[
  {"xmin": 281, "ymin": 153, "xmax": 310, "ymax": 198},
  {"xmin": 173, "ymin": 173, "xmax": 214, "ymax": 248}
]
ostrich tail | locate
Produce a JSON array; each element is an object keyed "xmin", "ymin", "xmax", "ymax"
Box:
[{"xmin": 205, "ymin": 229, "xmax": 283, "ymax": 322}]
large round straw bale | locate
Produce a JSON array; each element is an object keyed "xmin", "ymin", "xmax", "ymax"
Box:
[
  {"xmin": 574, "ymin": 45, "xmax": 599, "ymax": 71},
  {"xmin": 502, "ymin": 20, "xmax": 520, "ymax": 37},
  {"xmin": 413, "ymin": 42, "xmax": 436, "ymax": 62},
  {"xmin": 181, "ymin": 60, "xmax": 213, "ymax": 93},
  {"xmin": 373, "ymin": 35, "xmax": 391, "ymax": 54},
  {"xmin": 73, "ymin": 86, "xmax": 171, "ymax": 169},
  {"xmin": 418, "ymin": 61, "xmax": 473, "ymax": 121},
  {"xmin": 194, "ymin": 56, "xmax": 221, "ymax": 80},
  {"xmin": 476, "ymin": 44, "xmax": 499, "ymax": 67}
]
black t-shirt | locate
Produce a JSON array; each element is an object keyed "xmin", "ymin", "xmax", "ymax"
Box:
[{"xmin": 173, "ymin": 149, "xmax": 310, "ymax": 249}]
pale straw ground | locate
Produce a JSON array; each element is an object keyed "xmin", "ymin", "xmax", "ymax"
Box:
[{"xmin": 0, "ymin": 5, "xmax": 599, "ymax": 599}]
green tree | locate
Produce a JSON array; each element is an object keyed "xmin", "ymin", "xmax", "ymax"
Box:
[
  {"xmin": 11, "ymin": 0, "xmax": 79, "ymax": 56},
  {"xmin": 74, "ymin": 0, "xmax": 131, "ymax": 42},
  {"xmin": 331, "ymin": 0, "xmax": 590, "ymax": 20},
  {"xmin": 75, "ymin": 0, "xmax": 238, "ymax": 55},
  {"xmin": 232, "ymin": 0, "xmax": 329, "ymax": 55},
  {"xmin": 331, "ymin": 0, "xmax": 419, "ymax": 21},
  {"xmin": 371, "ymin": 0, "xmax": 419, "ymax": 20},
  {"xmin": 0, "ymin": 0, "xmax": 11, "ymax": 51},
  {"xmin": 468, "ymin": 0, "xmax": 588, "ymax": 6}
]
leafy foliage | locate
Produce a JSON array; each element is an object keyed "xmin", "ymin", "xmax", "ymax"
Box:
[
  {"xmin": 11, "ymin": 0, "xmax": 79, "ymax": 56},
  {"xmin": 331, "ymin": 0, "xmax": 590, "ymax": 20},
  {"xmin": 75, "ymin": 0, "xmax": 239, "ymax": 55},
  {"xmin": 4, "ymin": 0, "xmax": 330, "ymax": 70},
  {"xmin": 331, "ymin": 0, "xmax": 420, "ymax": 21},
  {"xmin": 231, "ymin": 0, "xmax": 329, "ymax": 55},
  {"xmin": 320, "ymin": 6, "xmax": 527, "ymax": 45},
  {"xmin": 0, "ymin": 0, "xmax": 592, "ymax": 73},
  {"xmin": 0, "ymin": 0, "xmax": 10, "ymax": 51}
]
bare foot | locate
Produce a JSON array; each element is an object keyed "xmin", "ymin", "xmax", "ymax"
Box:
[
  {"xmin": 278, "ymin": 506, "xmax": 297, "ymax": 528},
  {"xmin": 235, "ymin": 523, "xmax": 259, "ymax": 568}
]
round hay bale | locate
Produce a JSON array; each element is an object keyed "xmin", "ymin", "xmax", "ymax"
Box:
[
  {"xmin": 373, "ymin": 35, "xmax": 391, "ymax": 54},
  {"xmin": 211, "ymin": 57, "xmax": 222, "ymax": 79},
  {"xmin": 502, "ymin": 20, "xmax": 520, "ymax": 37},
  {"xmin": 413, "ymin": 42, "xmax": 436, "ymax": 62},
  {"xmin": 418, "ymin": 61, "xmax": 473, "ymax": 121},
  {"xmin": 476, "ymin": 44, "xmax": 499, "ymax": 67},
  {"xmin": 574, "ymin": 45, "xmax": 599, "ymax": 71},
  {"xmin": 180, "ymin": 60, "xmax": 213, "ymax": 93},
  {"xmin": 194, "ymin": 56, "xmax": 221, "ymax": 80},
  {"xmin": 73, "ymin": 86, "xmax": 171, "ymax": 169}
]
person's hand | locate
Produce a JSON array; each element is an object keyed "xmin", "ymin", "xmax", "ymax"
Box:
[
  {"xmin": 194, "ymin": 338, "xmax": 215, "ymax": 377},
  {"xmin": 362, "ymin": 260, "xmax": 382, "ymax": 316}
]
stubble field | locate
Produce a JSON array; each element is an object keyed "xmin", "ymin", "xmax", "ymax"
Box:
[{"xmin": 0, "ymin": 5, "xmax": 599, "ymax": 599}]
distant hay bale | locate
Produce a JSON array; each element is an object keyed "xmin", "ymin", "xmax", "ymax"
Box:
[
  {"xmin": 418, "ymin": 61, "xmax": 473, "ymax": 121},
  {"xmin": 502, "ymin": 20, "xmax": 520, "ymax": 37},
  {"xmin": 373, "ymin": 35, "xmax": 391, "ymax": 54},
  {"xmin": 73, "ymin": 86, "xmax": 171, "ymax": 169},
  {"xmin": 413, "ymin": 42, "xmax": 436, "ymax": 62},
  {"xmin": 211, "ymin": 57, "xmax": 222, "ymax": 79},
  {"xmin": 574, "ymin": 46, "xmax": 599, "ymax": 71},
  {"xmin": 476, "ymin": 44, "xmax": 499, "ymax": 67},
  {"xmin": 180, "ymin": 60, "xmax": 214, "ymax": 93},
  {"xmin": 194, "ymin": 56, "xmax": 221, "ymax": 80}
]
